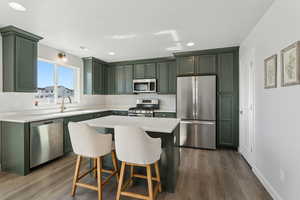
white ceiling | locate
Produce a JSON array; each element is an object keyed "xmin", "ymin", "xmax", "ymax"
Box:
[{"xmin": 0, "ymin": 0, "xmax": 273, "ymax": 62}]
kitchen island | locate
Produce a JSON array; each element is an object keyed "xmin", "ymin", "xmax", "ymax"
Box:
[{"xmin": 82, "ymin": 116, "xmax": 180, "ymax": 193}]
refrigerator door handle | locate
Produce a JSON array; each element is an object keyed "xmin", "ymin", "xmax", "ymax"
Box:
[
  {"xmin": 193, "ymin": 77, "xmax": 196, "ymax": 119},
  {"xmin": 180, "ymin": 120, "xmax": 215, "ymax": 125},
  {"xmin": 195, "ymin": 78, "xmax": 198, "ymax": 118}
]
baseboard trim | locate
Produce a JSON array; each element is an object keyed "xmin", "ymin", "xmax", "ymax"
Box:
[{"xmin": 252, "ymin": 167, "xmax": 283, "ymax": 200}]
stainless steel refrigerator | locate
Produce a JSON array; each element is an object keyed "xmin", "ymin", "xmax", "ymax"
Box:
[{"xmin": 177, "ymin": 75, "xmax": 216, "ymax": 149}]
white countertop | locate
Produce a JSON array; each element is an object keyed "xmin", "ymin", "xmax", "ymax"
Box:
[
  {"xmin": 0, "ymin": 106, "xmax": 176, "ymax": 123},
  {"xmin": 0, "ymin": 108, "xmax": 111, "ymax": 123},
  {"xmin": 82, "ymin": 115, "xmax": 180, "ymax": 133}
]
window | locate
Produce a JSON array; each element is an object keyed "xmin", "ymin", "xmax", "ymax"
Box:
[{"xmin": 35, "ymin": 60, "xmax": 79, "ymax": 105}]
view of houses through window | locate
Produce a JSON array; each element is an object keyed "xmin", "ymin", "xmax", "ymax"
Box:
[{"xmin": 35, "ymin": 60, "xmax": 78, "ymax": 104}]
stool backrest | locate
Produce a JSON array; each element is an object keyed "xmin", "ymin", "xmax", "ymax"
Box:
[
  {"xmin": 68, "ymin": 122, "xmax": 112, "ymax": 158},
  {"xmin": 114, "ymin": 125, "xmax": 162, "ymax": 165}
]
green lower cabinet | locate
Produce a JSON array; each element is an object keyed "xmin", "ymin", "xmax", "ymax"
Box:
[
  {"xmin": 112, "ymin": 110, "xmax": 128, "ymax": 116},
  {"xmin": 1, "ymin": 122, "xmax": 30, "ymax": 175},
  {"xmin": 63, "ymin": 113, "xmax": 101, "ymax": 153},
  {"xmin": 154, "ymin": 112, "xmax": 176, "ymax": 118}
]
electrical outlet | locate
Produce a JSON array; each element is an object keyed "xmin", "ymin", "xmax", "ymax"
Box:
[{"xmin": 280, "ymin": 168, "xmax": 285, "ymax": 182}]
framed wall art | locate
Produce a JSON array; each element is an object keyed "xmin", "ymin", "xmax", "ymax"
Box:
[
  {"xmin": 281, "ymin": 41, "xmax": 300, "ymax": 87},
  {"xmin": 264, "ymin": 54, "xmax": 277, "ymax": 89}
]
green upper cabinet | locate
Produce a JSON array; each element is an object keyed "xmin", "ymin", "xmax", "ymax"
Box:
[
  {"xmin": 133, "ymin": 63, "xmax": 156, "ymax": 79},
  {"xmin": 113, "ymin": 65, "xmax": 133, "ymax": 94},
  {"xmin": 195, "ymin": 55, "xmax": 217, "ymax": 74},
  {"xmin": 0, "ymin": 26, "xmax": 43, "ymax": 92},
  {"xmin": 168, "ymin": 62, "xmax": 177, "ymax": 94},
  {"xmin": 83, "ymin": 57, "xmax": 106, "ymax": 95},
  {"xmin": 115, "ymin": 65, "xmax": 124, "ymax": 94},
  {"xmin": 124, "ymin": 65, "xmax": 133, "ymax": 93},
  {"xmin": 105, "ymin": 66, "xmax": 115, "ymax": 94},
  {"xmin": 157, "ymin": 61, "xmax": 176, "ymax": 94},
  {"xmin": 176, "ymin": 56, "xmax": 195, "ymax": 76},
  {"xmin": 218, "ymin": 53, "xmax": 234, "ymax": 93}
]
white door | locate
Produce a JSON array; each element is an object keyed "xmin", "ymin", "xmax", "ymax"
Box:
[{"xmin": 239, "ymin": 49, "xmax": 255, "ymax": 167}]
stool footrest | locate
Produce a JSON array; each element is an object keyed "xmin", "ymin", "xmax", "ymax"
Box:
[
  {"xmin": 132, "ymin": 174, "xmax": 159, "ymax": 181},
  {"xmin": 121, "ymin": 191, "xmax": 149, "ymax": 200},
  {"xmin": 76, "ymin": 182, "xmax": 98, "ymax": 191}
]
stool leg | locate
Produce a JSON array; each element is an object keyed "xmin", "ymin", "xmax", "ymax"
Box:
[
  {"xmin": 93, "ymin": 158, "xmax": 97, "ymax": 178},
  {"xmin": 96, "ymin": 157, "xmax": 103, "ymax": 200},
  {"xmin": 116, "ymin": 162, "xmax": 126, "ymax": 200},
  {"xmin": 129, "ymin": 165, "xmax": 134, "ymax": 187},
  {"xmin": 146, "ymin": 164, "xmax": 154, "ymax": 200},
  {"xmin": 111, "ymin": 150, "xmax": 119, "ymax": 183},
  {"xmin": 71, "ymin": 155, "xmax": 82, "ymax": 196},
  {"xmin": 154, "ymin": 161, "xmax": 162, "ymax": 192}
]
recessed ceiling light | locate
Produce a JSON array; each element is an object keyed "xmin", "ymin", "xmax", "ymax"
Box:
[
  {"xmin": 8, "ymin": 2, "xmax": 26, "ymax": 12},
  {"xmin": 80, "ymin": 46, "xmax": 88, "ymax": 51},
  {"xmin": 186, "ymin": 42, "xmax": 195, "ymax": 47},
  {"xmin": 108, "ymin": 52, "xmax": 115, "ymax": 55}
]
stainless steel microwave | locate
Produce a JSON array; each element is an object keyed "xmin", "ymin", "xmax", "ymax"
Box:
[{"xmin": 133, "ymin": 79, "xmax": 156, "ymax": 93}]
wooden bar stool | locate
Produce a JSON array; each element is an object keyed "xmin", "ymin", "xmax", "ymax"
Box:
[
  {"xmin": 68, "ymin": 122, "xmax": 119, "ymax": 200},
  {"xmin": 114, "ymin": 125, "xmax": 162, "ymax": 200}
]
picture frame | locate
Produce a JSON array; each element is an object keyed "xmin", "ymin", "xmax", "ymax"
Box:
[
  {"xmin": 281, "ymin": 41, "xmax": 300, "ymax": 87},
  {"xmin": 264, "ymin": 54, "xmax": 277, "ymax": 89}
]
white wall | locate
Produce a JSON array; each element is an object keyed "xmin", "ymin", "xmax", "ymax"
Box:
[
  {"xmin": 240, "ymin": 0, "xmax": 300, "ymax": 199},
  {"xmin": 0, "ymin": 41, "xmax": 105, "ymax": 113}
]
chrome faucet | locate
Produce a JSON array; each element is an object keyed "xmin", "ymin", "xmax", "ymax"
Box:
[{"xmin": 60, "ymin": 96, "xmax": 72, "ymax": 113}]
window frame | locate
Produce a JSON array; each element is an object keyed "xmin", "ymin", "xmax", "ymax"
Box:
[{"xmin": 36, "ymin": 58, "xmax": 80, "ymax": 105}]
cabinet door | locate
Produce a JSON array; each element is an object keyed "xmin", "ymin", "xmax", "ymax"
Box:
[
  {"xmin": 105, "ymin": 66, "xmax": 115, "ymax": 94},
  {"xmin": 144, "ymin": 63, "xmax": 156, "ymax": 78},
  {"xmin": 157, "ymin": 62, "xmax": 169, "ymax": 94},
  {"xmin": 218, "ymin": 94, "xmax": 236, "ymax": 146},
  {"xmin": 124, "ymin": 65, "xmax": 133, "ymax": 94},
  {"xmin": 217, "ymin": 52, "xmax": 238, "ymax": 148},
  {"xmin": 177, "ymin": 56, "xmax": 195, "ymax": 76},
  {"xmin": 63, "ymin": 121, "xmax": 73, "ymax": 153},
  {"xmin": 83, "ymin": 59, "xmax": 93, "ymax": 94},
  {"xmin": 115, "ymin": 66, "xmax": 124, "ymax": 94},
  {"xmin": 218, "ymin": 53, "xmax": 234, "ymax": 93},
  {"xmin": 15, "ymin": 36, "xmax": 37, "ymax": 92},
  {"xmin": 195, "ymin": 55, "xmax": 216, "ymax": 74},
  {"xmin": 133, "ymin": 64, "xmax": 145, "ymax": 79},
  {"xmin": 168, "ymin": 62, "xmax": 177, "ymax": 94},
  {"xmin": 92, "ymin": 62, "xmax": 102, "ymax": 94}
]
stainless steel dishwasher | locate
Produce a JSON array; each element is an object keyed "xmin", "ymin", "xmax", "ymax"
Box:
[{"xmin": 30, "ymin": 119, "xmax": 64, "ymax": 168}]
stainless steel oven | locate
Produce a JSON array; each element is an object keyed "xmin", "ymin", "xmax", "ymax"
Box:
[
  {"xmin": 128, "ymin": 98, "xmax": 159, "ymax": 117},
  {"xmin": 133, "ymin": 79, "xmax": 156, "ymax": 93}
]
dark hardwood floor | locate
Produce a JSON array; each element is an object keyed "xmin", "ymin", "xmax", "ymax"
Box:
[{"xmin": 0, "ymin": 148, "xmax": 272, "ymax": 200}]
